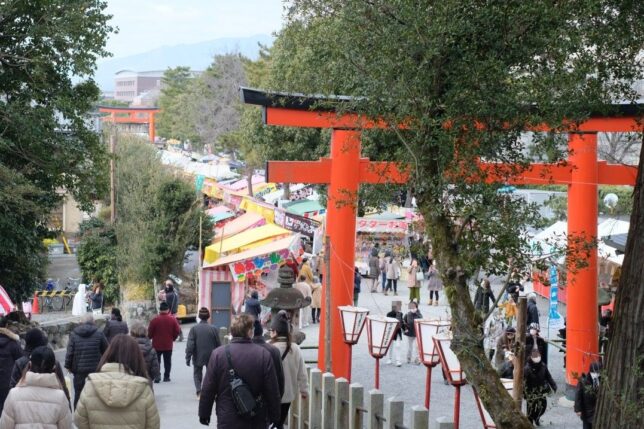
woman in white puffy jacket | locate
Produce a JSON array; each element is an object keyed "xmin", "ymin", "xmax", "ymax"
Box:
[
  {"xmin": 270, "ymin": 310, "xmax": 308, "ymax": 429},
  {"xmin": 0, "ymin": 346, "xmax": 72, "ymax": 429}
]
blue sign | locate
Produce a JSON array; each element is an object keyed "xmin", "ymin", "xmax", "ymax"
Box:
[
  {"xmin": 195, "ymin": 175, "xmax": 205, "ymax": 193},
  {"xmin": 548, "ymin": 265, "xmax": 562, "ymax": 323}
]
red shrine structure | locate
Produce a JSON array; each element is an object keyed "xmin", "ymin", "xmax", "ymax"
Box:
[
  {"xmin": 98, "ymin": 106, "xmax": 159, "ymax": 143},
  {"xmin": 240, "ymin": 87, "xmax": 641, "ymax": 392}
]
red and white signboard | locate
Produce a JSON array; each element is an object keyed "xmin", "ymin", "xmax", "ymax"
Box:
[{"xmin": 0, "ymin": 286, "xmax": 16, "ymax": 316}]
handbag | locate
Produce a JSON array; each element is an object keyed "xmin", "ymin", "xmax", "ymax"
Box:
[
  {"xmin": 225, "ymin": 345, "xmax": 263, "ymax": 418},
  {"xmin": 415, "ymin": 271, "xmax": 425, "ymax": 281}
]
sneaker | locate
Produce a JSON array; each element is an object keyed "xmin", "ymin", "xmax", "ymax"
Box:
[
  {"xmin": 154, "ymin": 378, "xmax": 160, "ymax": 384},
  {"xmin": 163, "ymin": 377, "xmax": 170, "ymax": 382},
  {"xmin": 395, "ymin": 362, "xmax": 402, "ymax": 367}
]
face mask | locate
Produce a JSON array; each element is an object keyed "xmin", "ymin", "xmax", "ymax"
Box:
[
  {"xmin": 590, "ymin": 372, "xmax": 600, "ymax": 380},
  {"xmin": 531, "ymin": 357, "xmax": 541, "ymax": 364},
  {"xmin": 410, "ymin": 309, "xmax": 417, "ymax": 313},
  {"xmin": 530, "ymin": 329, "xmax": 537, "ymax": 336}
]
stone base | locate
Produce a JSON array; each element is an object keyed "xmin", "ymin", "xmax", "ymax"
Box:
[{"xmin": 123, "ymin": 300, "xmax": 158, "ymax": 324}]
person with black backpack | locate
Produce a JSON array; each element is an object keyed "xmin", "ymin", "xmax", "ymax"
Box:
[{"xmin": 198, "ymin": 314, "xmax": 280, "ymax": 428}]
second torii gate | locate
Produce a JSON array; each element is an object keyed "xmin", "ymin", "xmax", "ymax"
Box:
[{"xmin": 241, "ymin": 87, "xmax": 640, "ymax": 391}]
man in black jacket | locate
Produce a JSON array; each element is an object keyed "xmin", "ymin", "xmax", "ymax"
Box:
[
  {"xmin": 164, "ymin": 279, "xmax": 183, "ymax": 341},
  {"xmin": 199, "ymin": 314, "xmax": 281, "ymax": 428},
  {"xmin": 64, "ymin": 313, "xmax": 108, "ymax": 407},
  {"xmin": 244, "ymin": 291, "xmax": 262, "ymax": 321},
  {"xmin": 251, "ymin": 319, "xmax": 285, "ymax": 398},
  {"xmin": 524, "ymin": 350, "xmax": 557, "ymax": 426},
  {"xmin": 186, "ymin": 307, "xmax": 221, "ymax": 398},
  {"xmin": 574, "ymin": 361, "xmax": 601, "ymax": 429},
  {"xmin": 526, "ymin": 293, "xmax": 540, "ymax": 328},
  {"xmin": 0, "ymin": 317, "xmax": 22, "ymax": 414}
]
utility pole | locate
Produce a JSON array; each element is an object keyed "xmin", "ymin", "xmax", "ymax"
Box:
[
  {"xmin": 324, "ymin": 237, "xmax": 332, "ymax": 373},
  {"xmin": 513, "ymin": 296, "xmax": 527, "ymax": 410},
  {"xmin": 110, "ymin": 133, "xmax": 117, "ymax": 223}
]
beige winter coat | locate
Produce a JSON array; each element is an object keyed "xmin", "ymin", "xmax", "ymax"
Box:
[
  {"xmin": 74, "ymin": 363, "xmax": 160, "ymax": 429},
  {"xmin": 0, "ymin": 371, "xmax": 72, "ymax": 429},
  {"xmin": 310, "ymin": 282, "xmax": 322, "ymax": 308},
  {"xmin": 271, "ymin": 340, "xmax": 308, "ymax": 404}
]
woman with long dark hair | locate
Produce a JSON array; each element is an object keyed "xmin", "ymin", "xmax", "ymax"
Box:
[
  {"xmin": 269, "ymin": 310, "xmax": 308, "ymax": 429},
  {"xmin": 103, "ymin": 308, "xmax": 129, "ymax": 342},
  {"xmin": 1, "ymin": 346, "xmax": 72, "ymax": 428},
  {"xmin": 74, "ymin": 334, "xmax": 159, "ymax": 429}
]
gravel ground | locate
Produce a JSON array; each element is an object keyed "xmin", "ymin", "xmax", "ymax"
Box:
[{"xmin": 294, "ymin": 276, "xmax": 582, "ymax": 428}]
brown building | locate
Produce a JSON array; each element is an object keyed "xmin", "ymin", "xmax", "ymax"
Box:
[{"xmin": 114, "ymin": 70, "xmax": 165, "ymax": 103}]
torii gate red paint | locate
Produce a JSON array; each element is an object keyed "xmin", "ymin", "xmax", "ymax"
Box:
[
  {"xmin": 241, "ymin": 87, "xmax": 641, "ymax": 390},
  {"xmin": 98, "ymin": 106, "xmax": 159, "ymax": 143}
]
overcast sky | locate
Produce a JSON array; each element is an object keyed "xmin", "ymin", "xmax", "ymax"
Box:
[{"xmin": 104, "ymin": 0, "xmax": 285, "ymax": 58}]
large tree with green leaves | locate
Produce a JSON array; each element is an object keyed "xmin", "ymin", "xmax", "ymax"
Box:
[
  {"xmin": 262, "ymin": 1, "xmax": 644, "ymax": 427},
  {"xmin": 156, "ymin": 67, "xmax": 201, "ymax": 144},
  {"xmin": 0, "ymin": 0, "xmax": 113, "ymax": 300},
  {"xmin": 114, "ymin": 136, "xmax": 212, "ymax": 300}
]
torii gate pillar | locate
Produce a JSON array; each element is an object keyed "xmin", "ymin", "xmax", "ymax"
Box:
[{"xmin": 566, "ymin": 133, "xmax": 599, "ymax": 385}]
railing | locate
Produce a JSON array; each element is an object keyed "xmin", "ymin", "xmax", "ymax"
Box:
[{"xmin": 288, "ymin": 368, "xmax": 429, "ymax": 429}]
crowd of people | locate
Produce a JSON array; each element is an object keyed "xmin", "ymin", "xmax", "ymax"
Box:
[{"xmin": 0, "ymin": 252, "xmax": 607, "ymax": 428}]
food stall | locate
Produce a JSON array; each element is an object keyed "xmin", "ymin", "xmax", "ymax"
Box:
[
  {"xmin": 354, "ymin": 218, "xmax": 409, "ymax": 275},
  {"xmin": 200, "ymin": 234, "xmax": 303, "ymax": 327}
]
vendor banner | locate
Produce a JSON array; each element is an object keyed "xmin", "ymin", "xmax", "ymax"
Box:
[
  {"xmin": 274, "ymin": 209, "xmax": 320, "ymax": 238},
  {"xmin": 357, "ymin": 219, "xmax": 408, "ymax": 234},
  {"xmin": 229, "ymin": 235, "xmax": 303, "ymax": 281}
]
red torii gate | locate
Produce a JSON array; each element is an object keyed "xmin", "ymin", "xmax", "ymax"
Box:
[
  {"xmin": 98, "ymin": 106, "xmax": 159, "ymax": 143},
  {"xmin": 241, "ymin": 87, "xmax": 641, "ymax": 390}
]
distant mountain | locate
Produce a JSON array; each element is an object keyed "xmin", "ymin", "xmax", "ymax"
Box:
[{"xmin": 95, "ymin": 34, "xmax": 273, "ymax": 91}]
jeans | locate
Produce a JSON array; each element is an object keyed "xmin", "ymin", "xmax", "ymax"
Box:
[
  {"xmin": 73, "ymin": 373, "xmax": 90, "ymax": 409},
  {"xmin": 192, "ymin": 364, "xmax": 205, "ymax": 393},
  {"xmin": 381, "ymin": 272, "xmax": 386, "ymax": 291},
  {"xmin": 157, "ymin": 350, "xmax": 172, "ymax": 380},
  {"xmin": 406, "ymin": 336, "xmax": 418, "ymax": 363},
  {"xmin": 386, "ymin": 279, "xmax": 398, "ymax": 293}
]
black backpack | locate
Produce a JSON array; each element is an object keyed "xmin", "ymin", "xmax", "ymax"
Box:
[{"xmin": 225, "ymin": 345, "xmax": 263, "ymax": 418}]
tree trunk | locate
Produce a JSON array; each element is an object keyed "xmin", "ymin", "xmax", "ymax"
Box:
[
  {"xmin": 594, "ymin": 141, "xmax": 644, "ymax": 428},
  {"xmin": 247, "ymin": 167, "xmax": 254, "ymax": 197},
  {"xmin": 422, "ymin": 209, "xmax": 532, "ymax": 429}
]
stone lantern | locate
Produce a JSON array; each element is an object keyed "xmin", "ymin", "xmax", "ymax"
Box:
[{"xmin": 261, "ymin": 265, "xmax": 311, "ymax": 344}]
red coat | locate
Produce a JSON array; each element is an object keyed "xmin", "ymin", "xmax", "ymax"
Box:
[{"xmin": 148, "ymin": 312, "xmax": 180, "ymax": 352}]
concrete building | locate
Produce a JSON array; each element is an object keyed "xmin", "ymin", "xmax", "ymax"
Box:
[{"xmin": 114, "ymin": 70, "xmax": 165, "ymax": 103}]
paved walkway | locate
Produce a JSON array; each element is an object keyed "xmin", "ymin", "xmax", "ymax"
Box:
[{"xmin": 56, "ymin": 276, "xmax": 582, "ymax": 428}]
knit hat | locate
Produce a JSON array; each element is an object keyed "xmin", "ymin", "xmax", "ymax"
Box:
[
  {"xmin": 198, "ymin": 307, "xmax": 210, "ymax": 320},
  {"xmin": 159, "ymin": 302, "xmax": 169, "ymax": 312},
  {"xmin": 505, "ymin": 327, "xmax": 516, "ymax": 333},
  {"xmin": 271, "ymin": 310, "xmax": 290, "ymax": 336},
  {"xmin": 25, "ymin": 328, "xmax": 48, "ymax": 352}
]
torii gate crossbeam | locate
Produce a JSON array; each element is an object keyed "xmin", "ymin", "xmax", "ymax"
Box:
[{"xmin": 241, "ymin": 87, "xmax": 641, "ymax": 394}]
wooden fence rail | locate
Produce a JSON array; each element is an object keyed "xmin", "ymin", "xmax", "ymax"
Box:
[{"xmin": 289, "ymin": 368, "xmax": 429, "ymax": 429}]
